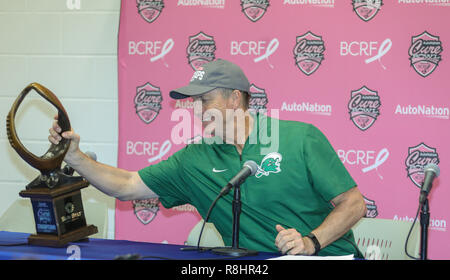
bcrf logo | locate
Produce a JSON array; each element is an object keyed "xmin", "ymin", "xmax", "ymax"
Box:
[
  {"xmin": 128, "ymin": 39, "xmax": 174, "ymax": 67},
  {"xmin": 338, "ymin": 148, "xmax": 389, "ymax": 180},
  {"xmin": 126, "ymin": 140, "xmax": 172, "ymax": 164},
  {"xmin": 230, "ymin": 38, "xmax": 279, "ymax": 68},
  {"xmin": 340, "ymin": 38, "xmax": 392, "ymax": 69}
]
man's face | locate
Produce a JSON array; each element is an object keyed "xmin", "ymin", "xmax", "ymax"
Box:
[{"xmin": 192, "ymin": 89, "xmax": 239, "ymax": 141}]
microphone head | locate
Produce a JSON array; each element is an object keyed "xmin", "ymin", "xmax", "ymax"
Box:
[
  {"xmin": 85, "ymin": 151, "xmax": 97, "ymax": 162},
  {"xmin": 424, "ymin": 163, "xmax": 440, "ymax": 177},
  {"xmin": 243, "ymin": 160, "xmax": 259, "ymax": 176}
]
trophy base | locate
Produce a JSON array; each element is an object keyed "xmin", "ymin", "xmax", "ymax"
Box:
[
  {"xmin": 28, "ymin": 224, "xmax": 98, "ymax": 247},
  {"xmin": 19, "ymin": 178, "xmax": 98, "ymax": 247}
]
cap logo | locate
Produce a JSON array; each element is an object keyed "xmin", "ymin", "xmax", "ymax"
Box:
[{"xmin": 190, "ymin": 70, "xmax": 206, "ymax": 82}]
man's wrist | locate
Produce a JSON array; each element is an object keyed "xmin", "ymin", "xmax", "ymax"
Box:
[
  {"xmin": 305, "ymin": 233, "xmax": 321, "ymax": 256},
  {"xmin": 302, "ymin": 236, "xmax": 318, "ymax": 256},
  {"xmin": 64, "ymin": 149, "xmax": 84, "ymax": 167}
]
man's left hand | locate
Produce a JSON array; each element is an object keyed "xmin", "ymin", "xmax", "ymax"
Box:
[{"xmin": 274, "ymin": 225, "xmax": 315, "ymax": 255}]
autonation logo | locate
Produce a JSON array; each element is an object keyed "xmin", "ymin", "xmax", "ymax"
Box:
[
  {"xmin": 398, "ymin": 0, "xmax": 450, "ymax": 6},
  {"xmin": 281, "ymin": 101, "xmax": 332, "ymax": 116},
  {"xmin": 395, "ymin": 104, "xmax": 449, "ymax": 119},
  {"xmin": 394, "ymin": 215, "xmax": 447, "ymax": 232},
  {"xmin": 283, "ymin": 0, "xmax": 335, "ymax": 7},
  {"xmin": 177, "ymin": 0, "xmax": 225, "ymax": 8}
]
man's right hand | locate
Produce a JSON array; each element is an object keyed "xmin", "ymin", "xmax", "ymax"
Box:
[{"xmin": 48, "ymin": 114, "xmax": 81, "ymax": 163}]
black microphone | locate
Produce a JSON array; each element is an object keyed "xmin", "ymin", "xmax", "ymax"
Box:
[
  {"xmin": 62, "ymin": 151, "xmax": 97, "ymax": 175},
  {"xmin": 219, "ymin": 160, "xmax": 259, "ymax": 197},
  {"xmin": 419, "ymin": 163, "xmax": 440, "ymax": 205},
  {"xmin": 188, "ymin": 160, "xmax": 259, "ymax": 252}
]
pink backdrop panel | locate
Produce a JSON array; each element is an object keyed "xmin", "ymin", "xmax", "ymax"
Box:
[{"xmin": 116, "ymin": 0, "xmax": 449, "ymax": 259}]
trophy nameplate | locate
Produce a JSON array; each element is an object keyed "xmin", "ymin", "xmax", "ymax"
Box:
[{"xmin": 6, "ymin": 82, "xmax": 98, "ymax": 247}]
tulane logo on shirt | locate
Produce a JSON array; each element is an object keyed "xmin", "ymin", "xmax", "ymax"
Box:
[{"xmin": 255, "ymin": 152, "xmax": 282, "ymax": 178}]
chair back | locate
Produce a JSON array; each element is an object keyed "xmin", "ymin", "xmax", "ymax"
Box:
[
  {"xmin": 186, "ymin": 219, "xmax": 225, "ymax": 247},
  {"xmin": 352, "ymin": 217, "xmax": 420, "ymax": 260}
]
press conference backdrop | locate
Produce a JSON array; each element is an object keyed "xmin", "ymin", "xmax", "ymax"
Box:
[{"xmin": 116, "ymin": 1, "xmax": 450, "ymax": 259}]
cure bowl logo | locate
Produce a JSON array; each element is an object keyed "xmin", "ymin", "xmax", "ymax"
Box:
[
  {"xmin": 363, "ymin": 196, "xmax": 378, "ymax": 218},
  {"xmin": 241, "ymin": 0, "xmax": 270, "ymax": 22},
  {"xmin": 293, "ymin": 32, "xmax": 325, "ymax": 76},
  {"xmin": 249, "ymin": 83, "xmax": 268, "ymax": 112},
  {"xmin": 132, "ymin": 198, "xmax": 160, "ymax": 225},
  {"xmin": 405, "ymin": 143, "xmax": 440, "ymax": 188},
  {"xmin": 409, "ymin": 31, "xmax": 443, "ymax": 77},
  {"xmin": 348, "ymin": 86, "xmax": 381, "ymax": 131},
  {"xmin": 136, "ymin": 0, "xmax": 165, "ymax": 23},
  {"xmin": 134, "ymin": 82, "xmax": 163, "ymax": 124},
  {"xmin": 352, "ymin": 0, "xmax": 383, "ymax": 22},
  {"xmin": 186, "ymin": 32, "xmax": 216, "ymax": 71}
]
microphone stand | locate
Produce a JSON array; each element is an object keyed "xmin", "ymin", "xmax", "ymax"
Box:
[
  {"xmin": 419, "ymin": 198, "xmax": 430, "ymax": 260},
  {"xmin": 211, "ymin": 184, "xmax": 258, "ymax": 257}
]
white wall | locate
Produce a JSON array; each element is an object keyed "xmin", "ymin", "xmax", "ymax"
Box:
[{"xmin": 0, "ymin": 0, "xmax": 121, "ymax": 239}]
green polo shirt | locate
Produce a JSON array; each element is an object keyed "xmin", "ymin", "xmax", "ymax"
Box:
[{"xmin": 138, "ymin": 113, "xmax": 362, "ymax": 257}]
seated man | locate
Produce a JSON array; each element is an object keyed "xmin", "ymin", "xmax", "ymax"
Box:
[{"xmin": 49, "ymin": 59, "xmax": 366, "ymax": 257}]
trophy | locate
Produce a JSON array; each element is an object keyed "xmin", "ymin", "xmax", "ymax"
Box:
[{"xmin": 6, "ymin": 82, "xmax": 98, "ymax": 247}]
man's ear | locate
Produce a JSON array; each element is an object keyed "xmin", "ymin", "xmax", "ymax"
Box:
[{"xmin": 231, "ymin": 90, "xmax": 242, "ymax": 109}]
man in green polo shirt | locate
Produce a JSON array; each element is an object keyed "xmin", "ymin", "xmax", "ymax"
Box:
[{"xmin": 49, "ymin": 59, "xmax": 366, "ymax": 257}]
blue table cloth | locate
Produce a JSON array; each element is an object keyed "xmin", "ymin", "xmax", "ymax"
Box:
[{"xmin": 0, "ymin": 231, "xmax": 280, "ymax": 260}]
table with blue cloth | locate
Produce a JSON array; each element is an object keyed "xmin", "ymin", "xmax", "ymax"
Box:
[{"xmin": 0, "ymin": 231, "xmax": 280, "ymax": 260}]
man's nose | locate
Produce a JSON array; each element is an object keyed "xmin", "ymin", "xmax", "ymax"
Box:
[{"xmin": 193, "ymin": 101, "xmax": 204, "ymax": 118}]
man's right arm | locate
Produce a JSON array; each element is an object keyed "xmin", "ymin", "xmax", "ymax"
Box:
[{"xmin": 49, "ymin": 117, "xmax": 157, "ymax": 201}]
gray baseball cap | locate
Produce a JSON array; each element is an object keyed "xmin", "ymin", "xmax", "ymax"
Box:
[{"xmin": 169, "ymin": 59, "xmax": 250, "ymax": 99}]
